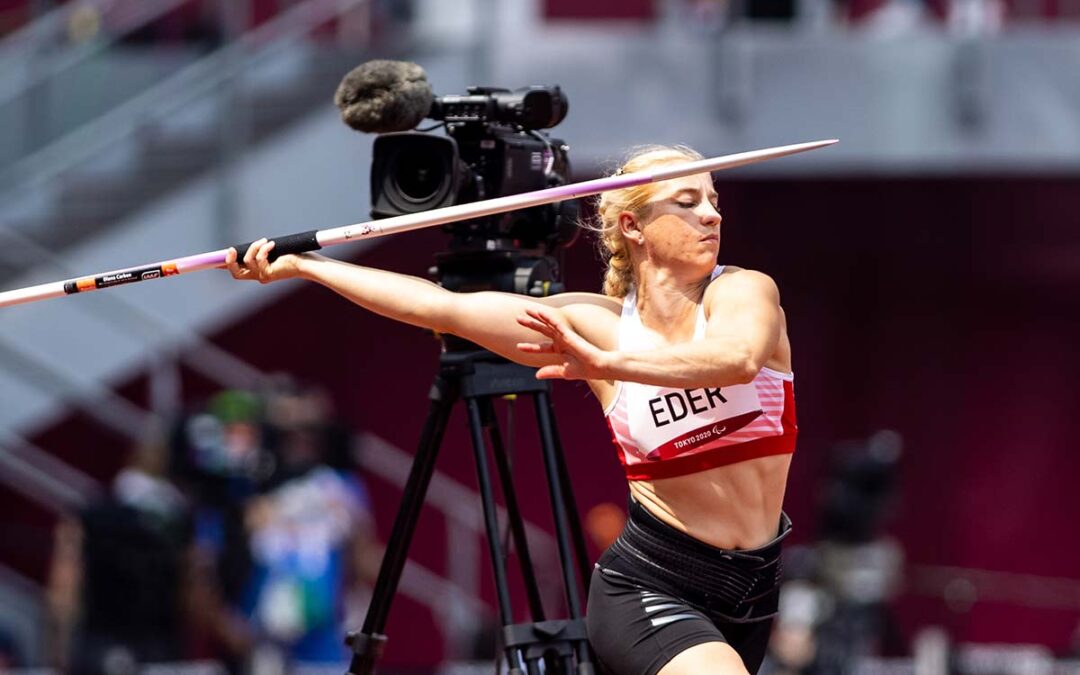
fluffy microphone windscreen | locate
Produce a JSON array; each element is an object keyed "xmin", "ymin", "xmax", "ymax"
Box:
[{"xmin": 334, "ymin": 60, "xmax": 434, "ymax": 133}]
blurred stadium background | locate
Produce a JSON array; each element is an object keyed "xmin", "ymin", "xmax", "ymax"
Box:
[{"xmin": 0, "ymin": 0, "xmax": 1078, "ymax": 672}]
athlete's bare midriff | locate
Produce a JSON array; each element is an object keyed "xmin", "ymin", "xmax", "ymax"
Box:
[
  {"xmin": 624, "ymin": 339, "xmax": 793, "ymax": 550},
  {"xmin": 628, "ymin": 453, "xmax": 792, "ymax": 550}
]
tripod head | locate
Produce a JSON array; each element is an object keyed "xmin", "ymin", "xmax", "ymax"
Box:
[{"xmin": 431, "ymin": 246, "xmax": 564, "ymax": 354}]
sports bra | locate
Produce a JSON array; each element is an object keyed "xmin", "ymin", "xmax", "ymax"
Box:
[{"xmin": 604, "ymin": 266, "xmax": 797, "ymax": 481}]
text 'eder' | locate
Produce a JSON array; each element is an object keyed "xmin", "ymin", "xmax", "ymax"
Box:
[{"xmin": 648, "ymin": 388, "xmax": 728, "ymax": 428}]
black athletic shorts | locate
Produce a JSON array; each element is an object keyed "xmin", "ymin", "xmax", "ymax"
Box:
[{"xmin": 586, "ymin": 499, "xmax": 791, "ymax": 675}]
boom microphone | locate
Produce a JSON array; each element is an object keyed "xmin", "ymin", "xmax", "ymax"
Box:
[{"xmin": 334, "ymin": 60, "xmax": 434, "ymax": 133}]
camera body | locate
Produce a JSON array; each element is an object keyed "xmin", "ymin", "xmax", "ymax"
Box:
[{"xmin": 368, "ymin": 86, "xmax": 577, "ymax": 295}]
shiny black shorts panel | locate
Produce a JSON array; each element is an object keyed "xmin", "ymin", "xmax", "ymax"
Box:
[{"xmin": 586, "ymin": 500, "xmax": 791, "ymax": 675}]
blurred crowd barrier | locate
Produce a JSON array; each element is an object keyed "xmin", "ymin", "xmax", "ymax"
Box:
[
  {"xmin": 3, "ymin": 0, "xmax": 1077, "ymax": 51},
  {"xmin": 0, "ymin": 0, "xmax": 402, "ymax": 44},
  {"xmin": 545, "ymin": 0, "xmax": 1079, "ymax": 31}
]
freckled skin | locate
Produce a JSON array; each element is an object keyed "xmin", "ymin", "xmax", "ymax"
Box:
[
  {"xmin": 640, "ymin": 175, "xmax": 723, "ymax": 272},
  {"xmin": 625, "ymin": 175, "xmax": 724, "ymax": 296}
]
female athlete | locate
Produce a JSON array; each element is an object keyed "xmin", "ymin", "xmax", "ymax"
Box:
[{"xmin": 226, "ymin": 145, "xmax": 796, "ymax": 674}]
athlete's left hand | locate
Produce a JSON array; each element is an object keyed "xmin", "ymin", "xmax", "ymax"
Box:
[{"xmin": 516, "ymin": 307, "xmax": 613, "ymax": 381}]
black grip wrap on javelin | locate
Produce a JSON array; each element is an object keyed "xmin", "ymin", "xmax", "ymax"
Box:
[{"xmin": 233, "ymin": 230, "xmax": 321, "ymax": 265}]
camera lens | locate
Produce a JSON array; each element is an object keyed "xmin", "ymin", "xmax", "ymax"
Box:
[
  {"xmin": 392, "ymin": 153, "xmax": 443, "ymax": 203},
  {"xmin": 371, "ymin": 133, "xmax": 462, "ymax": 218}
]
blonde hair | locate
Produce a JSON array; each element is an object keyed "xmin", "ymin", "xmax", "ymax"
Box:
[{"xmin": 591, "ymin": 145, "xmax": 705, "ymax": 297}]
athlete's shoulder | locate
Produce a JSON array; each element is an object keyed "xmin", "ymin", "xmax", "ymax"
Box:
[{"xmin": 705, "ymin": 266, "xmax": 780, "ymax": 303}]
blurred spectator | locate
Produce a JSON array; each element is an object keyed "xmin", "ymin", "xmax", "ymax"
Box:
[
  {"xmin": 181, "ymin": 541, "xmax": 257, "ymax": 672},
  {"xmin": 172, "ymin": 389, "xmax": 268, "ymax": 614},
  {"xmin": 238, "ymin": 382, "xmax": 380, "ymax": 666},
  {"xmin": 766, "ymin": 574, "xmax": 831, "ymax": 675},
  {"xmin": 46, "ymin": 422, "xmax": 200, "ymax": 674},
  {"xmin": 175, "ymin": 390, "xmax": 264, "ymax": 669},
  {"xmin": 45, "ymin": 513, "xmax": 82, "ymax": 669},
  {"xmin": 765, "ymin": 431, "xmax": 907, "ymax": 674},
  {"xmin": 169, "ymin": 382, "xmax": 379, "ymax": 667}
]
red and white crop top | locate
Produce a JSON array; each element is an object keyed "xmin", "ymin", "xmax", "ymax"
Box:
[{"xmin": 604, "ymin": 266, "xmax": 797, "ymax": 481}]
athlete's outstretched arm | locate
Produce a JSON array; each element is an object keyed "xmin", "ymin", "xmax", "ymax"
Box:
[
  {"xmin": 224, "ymin": 240, "xmax": 616, "ymax": 367},
  {"xmin": 518, "ymin": 269, "xmax": 782, "ymax": 389}
]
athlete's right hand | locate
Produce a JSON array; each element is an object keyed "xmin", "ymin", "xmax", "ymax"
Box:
[{"xmin": 225, "ymin": 238, "xmax": 303, "ymax": 284}]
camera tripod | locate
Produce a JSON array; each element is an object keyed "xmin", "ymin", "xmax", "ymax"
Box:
[{"xmin": 346, "ymin": 348, "xmax": 596, "ymax": 675}]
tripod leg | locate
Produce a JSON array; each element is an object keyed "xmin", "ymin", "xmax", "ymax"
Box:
[
  {"xmin": 482, "ymin": 397, "xmax": 547, "ymax": 623},
  {"xmin": 533, "ymin": 392, "xmax": 595, "ymax": 672},
  {"xmin": 346, "ymin": 378, "xmax": 456, "ymax": 675},
  {"xmin": 540, "ymin": 392, "xmax": 593, "ymax": 594},
  {"xmin": 465, "ymin": 397, "xmax": 528, "ymax": 672},
  {"xmin": 532, "ymin": 392, "xmax": 586, "ymax": 617}
]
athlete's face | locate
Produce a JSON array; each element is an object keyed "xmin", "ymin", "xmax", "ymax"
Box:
[{"xmin": 636, "ymin": 174, "xmax": 722, "ymax": 269}]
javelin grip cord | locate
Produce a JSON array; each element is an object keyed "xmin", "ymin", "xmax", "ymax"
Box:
[{"xmin": 232, "ymin": 229, "xmax": 322, "ymax": 264}]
